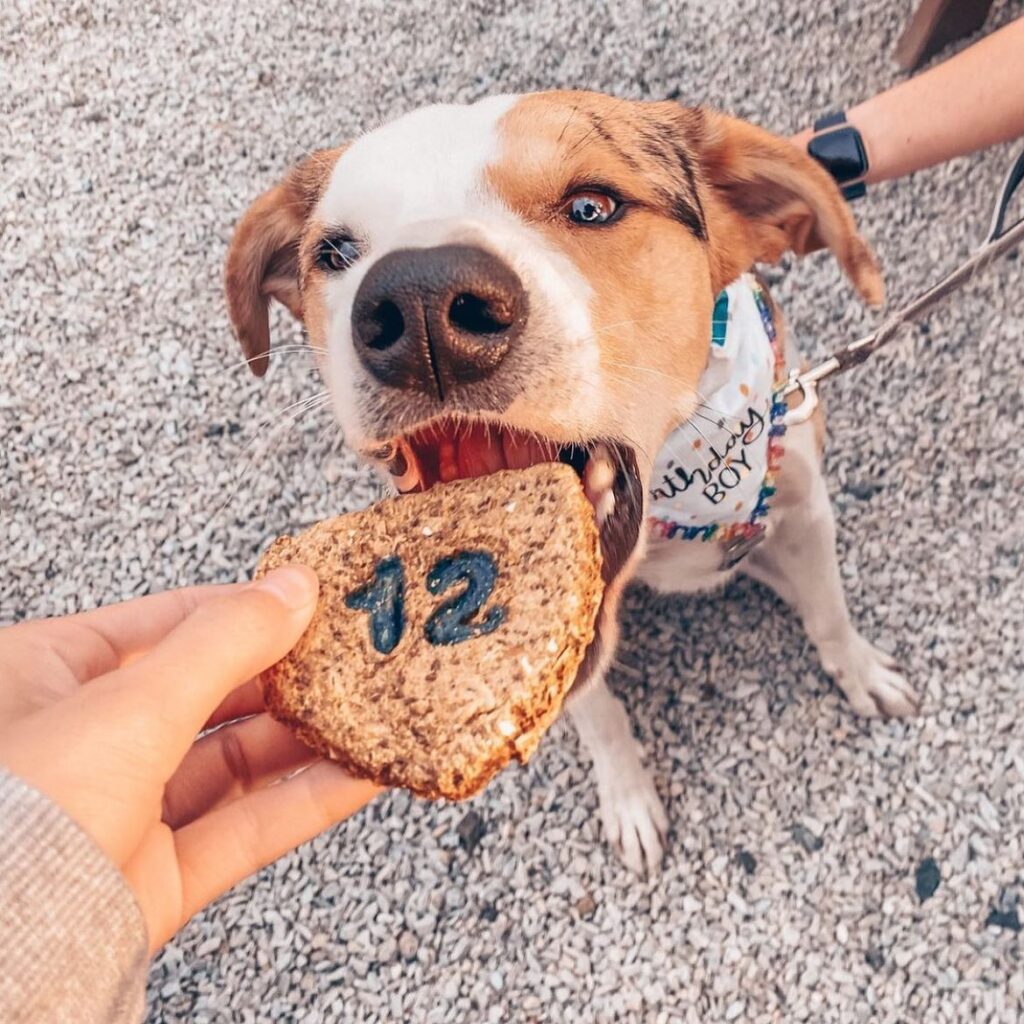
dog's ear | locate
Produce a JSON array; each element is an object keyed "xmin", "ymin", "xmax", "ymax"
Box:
[
  {"xmin": 224, "ymin": 147, "xmax": 344, "ymax": 376},
  {"xmin": 690, "ymin": 109, "xmax": 883, "ymax": 305}
]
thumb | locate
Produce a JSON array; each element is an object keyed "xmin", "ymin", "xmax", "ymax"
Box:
[{"xmin": 115, "ymin": 565, "xmax": 319, "ymax": 764}]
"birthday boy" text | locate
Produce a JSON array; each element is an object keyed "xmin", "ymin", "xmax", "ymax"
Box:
[{"xmin": 650, "ymin": 406, "xmax": 765, "ymax": 507}]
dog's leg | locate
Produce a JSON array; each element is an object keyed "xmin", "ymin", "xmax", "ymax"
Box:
[
  {"xmin": 745, "ymin": 427, "xmax": 919, "ymax": 717},
  {"xmin": 568, "ymin": 676, "xmax": 668, "ymax": 876}
]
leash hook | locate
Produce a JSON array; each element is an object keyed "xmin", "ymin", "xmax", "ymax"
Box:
[{"xmin": 781, "ymin": 368, "xmax": 821, "ymax": 426}]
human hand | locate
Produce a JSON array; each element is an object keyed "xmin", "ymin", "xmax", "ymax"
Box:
[{"xmin": 0, "ymin": 567, "xmax": 378, "ymax": 953}]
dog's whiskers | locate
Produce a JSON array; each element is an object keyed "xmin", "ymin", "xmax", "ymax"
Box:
[
  {"xmin": 691, "ymin": 407, "xmax": 735, "ymax": 432},
  {"xmin": 663, "ymin": 425, "xmax": 712, "ymax": 474},
  {"xmin": 257, "ymin": 389, "xmax": 331, "ymax": 426},
  {"xmin": 321, "ymin": 236, "xmax": 358, "ymax": 268},
  {"xmin": 694, "ymin": 388, "xmax": 739, "ymax": 420},
  {"xmin": 601, "ymin": 358, "xmax": 688, "ymax": 387},
  {"xmin": 216, "ymin": 345, "xmax": 328, "ymax": 377},
  {"xmin": 205, "ymin": 390, "xmax": 333, "ymax": 526},
  {"xmin": 565, "ymin": 367, "xmax": 725, "ymax": 474},
  {"xmin": 592, "ymin": 315, "xmax": 664, "ymax": 338},
  {"xmin": 595, "ymin": 361, "xmax": 741, "ymax": 431},
  {"xmin": 684, "ymin": 416, "xmax": 715, "ymax": 450}
]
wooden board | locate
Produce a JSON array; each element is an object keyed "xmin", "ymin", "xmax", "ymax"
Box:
[{"xmin": 895, "ymin": 0, "xmax": 995, "ymax": 70}]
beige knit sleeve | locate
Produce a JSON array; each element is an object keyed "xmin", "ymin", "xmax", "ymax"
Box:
[{"xmin": 0, "ymin": 769, "xmax": 148, "ymax": 1024}]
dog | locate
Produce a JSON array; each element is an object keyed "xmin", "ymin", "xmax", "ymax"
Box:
[{"xmin": 225, "ymin": 91, "xmax": 920, "ymax": 875}]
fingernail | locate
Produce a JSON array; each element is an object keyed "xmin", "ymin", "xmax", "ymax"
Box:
[{"xmin": 254, "ymin": 565, "xmax": 318, "ymax": 609}]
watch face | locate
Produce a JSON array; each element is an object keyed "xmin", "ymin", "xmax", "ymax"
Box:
[{"xmin": 808, "ymin": 125, "xmax": 868, "ymax": 185}]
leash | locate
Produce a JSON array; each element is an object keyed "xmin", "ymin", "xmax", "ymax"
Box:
[{"xmin": 782, "ymin": 149, "xmax": 1024, "ymax": 426}]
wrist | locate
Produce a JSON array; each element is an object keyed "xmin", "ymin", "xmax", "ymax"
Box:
[
  {"xmin": 790, "ymin": 127, "xmax": 814, "ymax": 152},
  {"xmin": 802, "ymin": 111, "xmax": 870, "ymax": 200}
]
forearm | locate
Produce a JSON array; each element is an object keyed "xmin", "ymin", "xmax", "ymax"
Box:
[
  {"xmin": 794, "ymin": 18, "xmax": 1024, "ymax": 183},
  {"xmin": 0, "ymin": 770, "xmax": 148, "ymax": 1024}
]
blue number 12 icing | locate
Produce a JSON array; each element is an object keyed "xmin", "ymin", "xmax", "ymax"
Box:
[{"xmin": 345, "ymin": 550, "xmax": 507, "ymax": 654}]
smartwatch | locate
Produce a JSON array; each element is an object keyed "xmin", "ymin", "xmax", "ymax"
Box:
[{"xmin": 806, "ymin": 111, "xmax": 869, "ymax": 201}]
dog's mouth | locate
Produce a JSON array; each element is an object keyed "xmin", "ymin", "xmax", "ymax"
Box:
[{"xmin": 376, "ymin": 418, "xmax": 643, "ymax": 583}]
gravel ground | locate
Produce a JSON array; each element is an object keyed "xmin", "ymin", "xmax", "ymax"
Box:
[{"xmin": 3, "ymin": 1, "xmax": 1024, "ymax": 1021}]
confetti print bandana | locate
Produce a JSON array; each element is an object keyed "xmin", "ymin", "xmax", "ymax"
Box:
[{"xmin": 648, "ymin": 274, "xmax": 787, "ymax": 545}]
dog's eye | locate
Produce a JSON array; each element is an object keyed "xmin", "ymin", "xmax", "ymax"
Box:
[
  {"xmin": 317, "ymin": 236, "xmax": 360, "ymax": 272},
  {"xmin": 563, "ymin": 191, "xmax": 619, "ymax": 226}
]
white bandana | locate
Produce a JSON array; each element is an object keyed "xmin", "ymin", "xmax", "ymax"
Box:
[{"xmin": 648, "ymin": 274, "xmax": 787, "ymax": 543}]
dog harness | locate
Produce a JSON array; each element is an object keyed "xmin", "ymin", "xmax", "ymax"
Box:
[{"xmin": 647, "ymin": 273, "xmax": 787, "ymax": 565}]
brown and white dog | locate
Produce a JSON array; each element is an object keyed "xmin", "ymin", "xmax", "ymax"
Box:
[{"xmin": 225, "ymin": 91, "xmax": 919, "ymax": 875}]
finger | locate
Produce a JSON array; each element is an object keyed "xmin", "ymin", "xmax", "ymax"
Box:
[
  {"xmin": 109, "ymin": 565, "xmax": 318, "ymax": 767},
  {"xmin": 162, "ymin": 714, "xmax": 318, "ymax": 828},
  {"xmin": 120, "ymin": 824, "xmax": 180, "ymax": 954},
  {"xmin": 204, "ymin": 677, "xmax": 265, "ymax": 730},
  {"xmin": 171, "ymin": 763, "xmax": 379, "ymax": 922},
  {"xmin": 73, "ymin": 584, "xmax": 246, "ymax": 665},
  {"xmin": 12, "ymin": 584, "xmax": 244, "ymax": 683}
]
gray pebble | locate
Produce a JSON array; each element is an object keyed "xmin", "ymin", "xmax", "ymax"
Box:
[
  {"xmin": 791, "ymin": 825, "xmax": 824, "ymax": 853},
  {"xmin": 397, "ymin": 930, "xmax": 419, "ymax": 961},
  {"xmin": 915, "ymin": 857, "xmax": 941, "ymax": 901},
  {"xmin": 457, "ymin": 810, "xmax": 487, "ymax": 853}
]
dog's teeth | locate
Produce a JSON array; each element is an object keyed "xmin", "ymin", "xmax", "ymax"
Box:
[
  {"xmin": 584, "ymin": 447, "xmax": 617, "ymax": 525},
  {"xmin": 587, "ymin": 456, "xmax": 614, "ymax": 495},
  {"xmin": 594, "ymin": 488, "xmax": 616, "ymax": 525}
]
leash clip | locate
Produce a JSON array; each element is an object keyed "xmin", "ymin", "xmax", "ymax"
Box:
[{"xmin": 781, "ymin": 369, "xmax": 820, "ymax": 426}]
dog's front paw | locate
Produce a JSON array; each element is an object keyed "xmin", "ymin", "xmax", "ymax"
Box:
[
  {"xmin": 595, "ymin": 757, "xmax": 668, "ymax": 877},
  {"xmin": 824, "ymin": 634, "xmax": 920, "ymax": 718}
]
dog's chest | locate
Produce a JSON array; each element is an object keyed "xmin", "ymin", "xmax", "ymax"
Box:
[{"xmin": 637, "ymin": 530, "xmax": 736, "ymax": 592}]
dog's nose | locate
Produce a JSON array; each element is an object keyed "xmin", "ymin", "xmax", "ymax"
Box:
[{"xmin": 351, "ymin": 244, "xmax": 527, "ymax": 396}]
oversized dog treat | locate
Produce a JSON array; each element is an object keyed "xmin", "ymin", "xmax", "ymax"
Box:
[{"xmin": 256, "ymin": 463, "xmax": 603, "ymax": 800}]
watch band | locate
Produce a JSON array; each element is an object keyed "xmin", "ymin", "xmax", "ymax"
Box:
[{"xmin": 807, "ymin": 111, "xmax": 868, "ymax": 201}]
